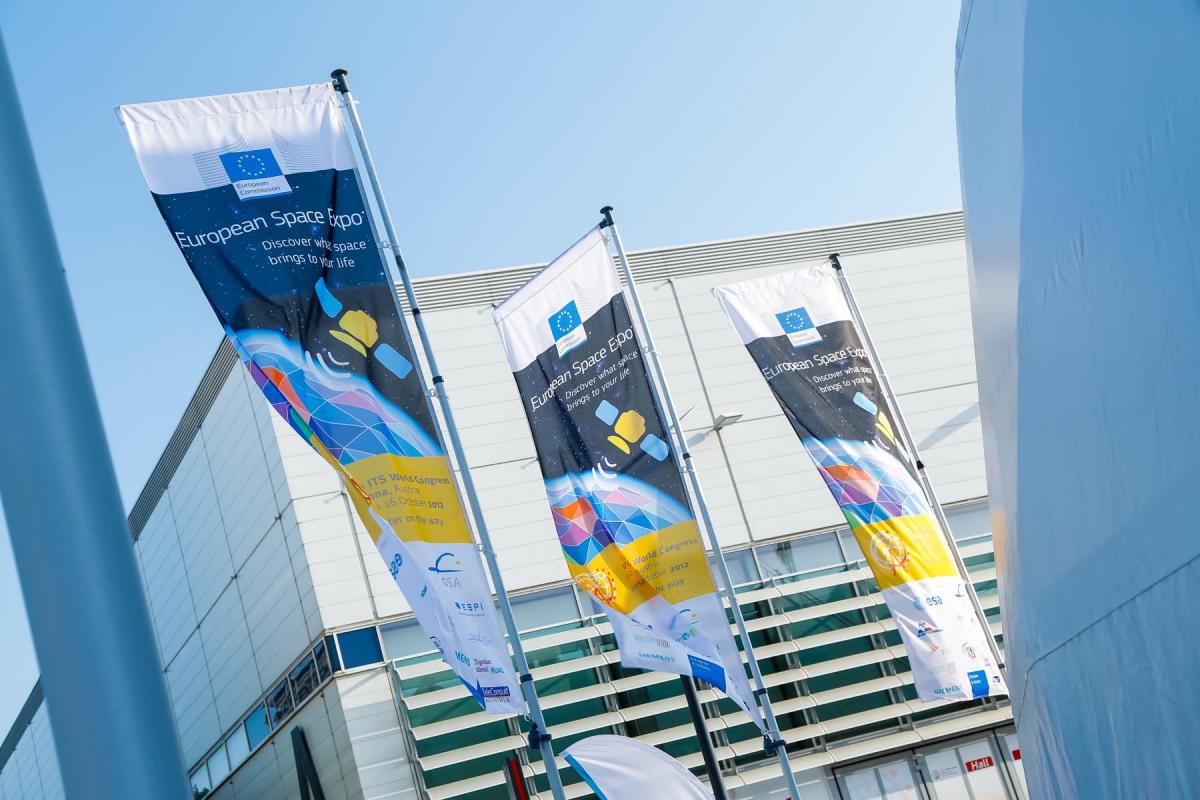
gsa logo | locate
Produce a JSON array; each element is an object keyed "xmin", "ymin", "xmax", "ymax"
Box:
[
  {"xmin": 549, "ymin": 300, "xmax": 587, "ymax": 357},
  {"xmin": 429, "ymin": 553, "xmax": 463, "ymax": 574},
  {"xmin": 775, "ymin": 306, "xmax": 822, "ymax": 348},
  {"xmin": 431, "ymin": 552, "xmax": 463, "ymax": 588},
  {"xmin": 218, "ymin": 148, "xmax": 292, "ymax": 201}
]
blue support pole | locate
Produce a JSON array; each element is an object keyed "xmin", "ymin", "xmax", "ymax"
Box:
[{"xmin": 0, "ymin": 33, "xmax": 190, "ymax": 799}]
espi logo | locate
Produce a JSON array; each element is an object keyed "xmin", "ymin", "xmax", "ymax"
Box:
[
  {"xmin": 774, "ymin": 306, "xmax": 822, "ymax": 348},
  {"xmin": 218, "ymin": 148, "xmax": 292, "ymax": 201},
  {"xmin": 549, "ymin": 300, "xmax": 587, "ymax": 357},
  {"xmin": 454, "ymin": 601, "xmax": 486, "ymax": 617}
]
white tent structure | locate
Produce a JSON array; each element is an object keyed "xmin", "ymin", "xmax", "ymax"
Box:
[{"xmin": 956, "ymin": 2, "xmax": 1200, "ymax": 798}]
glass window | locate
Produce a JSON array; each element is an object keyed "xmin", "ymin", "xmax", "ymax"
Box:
[
  {"xmin": 314, "ymin": 639, "xmax": 333, "ymax": 681},
  {"xmin": 290, "ymin": 653, "xmax": 319, "ymax": 704},
  {"xmin": 244, "ymin": 702, "xmax": 270, "ymax": 749},
  {"xmin": 266, "ymin": 679, "xmax": 294, "ymax": 728},
  {"xmin": 945, "ymin": 502, "xmax": 992, "ymax": 542},
  {"xmin": 839, "ymin": 529, "xmax": 864, "ymax": 565},
  {"xmin": 324, "ymin": 635, "xmax": 341, "ymax": 672},
  {"xmin": 580, "ymin": 591, "xmax": 608, "ymax": 621},
  {"xmin": 713, "ymin": 547, "xmax": 760, "ymax": 589},
  {"xmin": 512, "ymin": 587, "xmax": 579, "ymax": 634},
  {"xmin": 205, "ymin": 743, "xmax": 230, "ymax": 787},
  {"xmin": 225, "ymin": 724, "xmax": 250, "ymax": 767},
  {"xmin": 756, "ymin": 533, "xmax": 844, "ymax": 580},
  {"xmin": 189, "ymin": 763, "xmax": 210, "ymax": 798},
  {"xmin": 381, "ymin": 618, "xmax": 431, "ymax": 660},
  {"xmin": 337, "ymin": 627, "xmax": 384, "ymax": 668}
]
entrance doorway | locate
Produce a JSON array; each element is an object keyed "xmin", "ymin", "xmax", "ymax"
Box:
[{"xmin": 834, "ymin": 728, "xmax": 1027, "ymax": 800}]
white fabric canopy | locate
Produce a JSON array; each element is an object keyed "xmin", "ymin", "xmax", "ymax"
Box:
[{"xmin": 563, "ymin": 735, "xmax": 713, "ymax": 799}]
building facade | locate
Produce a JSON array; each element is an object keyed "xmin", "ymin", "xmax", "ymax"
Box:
[{"xmin": 1, "ymin": 211, "xmax": 1028, "ymax": 800}]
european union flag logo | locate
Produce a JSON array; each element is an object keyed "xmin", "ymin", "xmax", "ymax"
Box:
[
  {"xmin": 776, "ymin": 306, "xmax": 814, "ymax": 333},
  {"xmin": 549, "ymin": 300, "xmax": 587, "ymax": 357},
  {"xmin": 550, "ymin": 301, "xmax": 581, "ymax": 339},
  {"xmin": 218, "ymin": 149, "xmax": 292, "ymax": 200},
  {"xmin": 775, "ymin": 306, "xmax": 822, "ymax": 347}
]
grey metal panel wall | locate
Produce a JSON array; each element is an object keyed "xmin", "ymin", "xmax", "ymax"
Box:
[{"xmin": 409, "ymin": 212, "xmax": 963, "ymax": 312}]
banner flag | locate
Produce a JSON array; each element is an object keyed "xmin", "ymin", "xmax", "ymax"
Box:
[
  {"xmin": 118, "ymin": 84, "xmax": 521, "ymax": 713},
  {"xmin": 713, "ymin": 266, "xmax": 1007, "ymax": 703},
  {"xmin": 563, "ymin": 735, "xmax": 714, "ymax": 799},
  {"xmin": 493, "ymin": 228, "xmax": 761, "ymax": 725}
]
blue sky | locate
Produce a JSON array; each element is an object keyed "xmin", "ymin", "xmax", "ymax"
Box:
[{"xmin": 0, "ymin": 1, "xmax": 962, "ymax": 736}]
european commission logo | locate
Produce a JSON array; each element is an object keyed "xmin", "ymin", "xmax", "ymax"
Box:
[
  {"xmin": 775, "ymin": 306, "xmax": 822, "ymax": 348},
  {"xmin": 549, "ymin": 300, "xmax": 587, "ymax": 357},
  {"xmin": 218, "ymin": 148, "xmax": 292, "ymax": 201}
]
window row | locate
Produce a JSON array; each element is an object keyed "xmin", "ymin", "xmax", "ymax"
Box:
[
  {"xmin": 188, "ymin": 500, "xmax": 992, "ymax": 799},
  {"xmin": 188, "ymin": 637, "xmax": 337, "ymax": 797}
]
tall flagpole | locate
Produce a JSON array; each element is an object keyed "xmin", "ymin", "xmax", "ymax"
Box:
[
  {"xmin": 680, "ymin": 675, "xmax": 728, "ymax": 800},
  {"xmin": 828, "ymin": 253, "xmax": 1007, "ymax": 676},
  {"xmin": 0, "ymin": 33, "xmax": 190, "ymax": 799},
  {"xmin": 331, "ymin": 69, "xmax": 567, "ymax": 800},
  {"xmin": 601, "ymin": 207, "xmax": 803, "ymax": 800}
]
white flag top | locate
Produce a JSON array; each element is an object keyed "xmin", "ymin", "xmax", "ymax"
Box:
[
  {"xmin": 714, "ymin": 266, "xmax": 1006, "ymax": 703},
  {"xmin": 564, "ymin": 735, "xmax": 714, "ymax": 799},
  {"xmin": 118, "ymin": 84, "xmax": 523, "ymax": 714},
  {"xmin": 493, "ymin": 228, "xmax": 762, "ymax": 726}
]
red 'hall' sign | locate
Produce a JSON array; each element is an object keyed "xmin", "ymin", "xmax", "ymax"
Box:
[{"xmin": 966, "ymin": 756, "xmax": 995, "ymax": 772}]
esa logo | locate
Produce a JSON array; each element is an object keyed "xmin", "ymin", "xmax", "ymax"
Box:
[{"xmin": 388, "ymin": 553, "xmax": 403, "ymax": 578}]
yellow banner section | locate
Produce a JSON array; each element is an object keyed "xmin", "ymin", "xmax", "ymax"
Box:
[
  {"xmin": 342, "ymin": 453, "xmax": 471, "ymax": 545},
  {"xmin": 569, "ymin": 521, "xmax": 715, "ymax": 613},
  {"xmin": 851, "ymin": 513, "xmax": 958, "ymax": 590}
]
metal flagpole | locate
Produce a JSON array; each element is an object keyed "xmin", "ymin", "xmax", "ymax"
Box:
[
  {"xmin": 601, "ymin": 207, "xmax": 804, "ymax": 800},
  {"xmin": 0, "ymin": 33, "xmax": 190, "ymax": 799},
  {"xmin": 827, "ymin": 253, "xmax": 1006, "ymax": 675},
  {"xmin": 330, "ymin": 69, "xmax": 567, "ymax": 800},
  {"xmin": 680, "ymin": 676, "xmax": 729, "ymax": 800}
]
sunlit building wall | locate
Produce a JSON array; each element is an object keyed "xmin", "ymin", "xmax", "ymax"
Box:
[{"xmin": 1, "ymin": 211, "xmax": 1028, "ymax": 800}]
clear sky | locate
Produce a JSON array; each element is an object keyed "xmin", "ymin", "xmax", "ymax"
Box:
[{"xmin": 0, "ymin": 1, "xmax": 963, "ymax": 738}]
